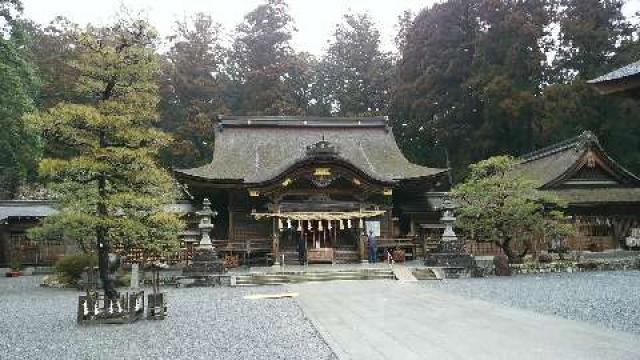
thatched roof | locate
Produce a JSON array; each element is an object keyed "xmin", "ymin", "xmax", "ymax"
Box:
[
  {"xmin": 175, "ymin": 116, "xmax": 446, "ymax": 185},
  {"xmin": 516, "ymin": 131, "xmax": 640, "ymax": 205},
  {"xmin": 550, "ymin": 188, "xmax": 640, "ymax": 205}
]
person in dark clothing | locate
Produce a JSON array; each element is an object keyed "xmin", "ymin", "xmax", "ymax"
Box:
[
  {"xmin": 367, "ymin": 230, "xmax": 377, "ymax": 263},
  {"xmin": 297, "ymin": 233, "xmax": 306, "ymax": 265}
]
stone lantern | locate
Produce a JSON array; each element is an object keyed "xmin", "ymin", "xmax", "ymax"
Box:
[
  {"xmin": 197, "ymin": 198, "xmax": 217, "ymax": 249},
  {"xmin": 182, "ymin": 198, "xmax": 225, "ymax": 283},
  {"xmin": 440, "ymin": 198, "xmax": 458, "ymax": 242},
  {"xmin": 424, "ymin": 195, "xmax": 474, "ymax": 276}
]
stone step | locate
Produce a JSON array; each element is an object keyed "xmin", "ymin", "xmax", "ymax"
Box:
[
  {"xmin": 392, "ymin": 265, "xmax": 418, "ymax": 282},
  {"xmin": 234, "ymin": 269, "xmax": 395, "ymax": 286},
  {"xmin": 413, "ymin": 268, "xmax": 440, "ymax": 280}
]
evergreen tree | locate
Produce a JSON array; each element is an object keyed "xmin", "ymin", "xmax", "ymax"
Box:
[
  {"xmin": 322, "ymin": 13, "xmax": 393, "ymax": 116},
  {"xmin": 453, "ymin": 156, "xmax": 573, "ymax": 263},
  {"xmin": 230, "ymin": 0, "xmax": 303, "ymax": 115},
  {"xmin": 393, "ymin": 0, "xmax": 554, "ymax": 178},
  {"xmin": 28, "ymin": 17, "xmax": 183, "ymax": 299},
  {"xmin": 0, "ymin": 0, "xmax": 41, "ymax": 198},
  {"xmin": 391, "ymin": 1, "xmax": 482, "ymax": 177},
  {"xmin": 554, "ymin": 0, "xmax": 634, "ymax": 81},
  {"xmin": 471, "ymin": 0, "xmax": 550, "ymax": 155},
  {"xmin": 158, "ymin": 13, "xmax": 228, "ymax": 168},
  {"xmin": 541, "ymin": 0, "xmax": 640, "ymax": 174},
  {"xmin": 25, "ymin": 17, "xmax": 81, "ymax": 109}
]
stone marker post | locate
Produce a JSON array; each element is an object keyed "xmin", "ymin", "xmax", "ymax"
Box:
[{"xmin": 130, "ymin": 263, "xmax": 139, "ymax": 289}]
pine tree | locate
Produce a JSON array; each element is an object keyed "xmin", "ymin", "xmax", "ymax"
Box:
[{"xmin": 28, "ymin": 17, "xmax": 183, "ymax": 299}]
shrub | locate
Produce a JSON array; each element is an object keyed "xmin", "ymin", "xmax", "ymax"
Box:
[
  {"xmin": 9, "ymin": 258, "xmax": 23, "ymax": 271},
  {"xmin": 493, "ymin": 255, "xmax": 512, "ymax": 276},
  {"xmin": 537, "ymin": 253, "xmax": 553, "ymax": 264},
  {"xmin": 55, "ymin": 254, "xmax": 98, "ymax": 285},
  {"xmin": 588, "ymin": 242, "xmax": 602, "ymax": 252},
  {"xmin": 577, "ymin": 261, "xmax": 599, "ymax": 271}
]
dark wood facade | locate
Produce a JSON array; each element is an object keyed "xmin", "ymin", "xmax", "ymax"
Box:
[{"xmin": 0, "ymin": 201, "xmax": 61, "ymax": 267}]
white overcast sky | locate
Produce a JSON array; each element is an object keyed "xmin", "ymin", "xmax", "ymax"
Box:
[{"xmin": 21, "ymin": 0, "xmax": 640, "ymax": 55}]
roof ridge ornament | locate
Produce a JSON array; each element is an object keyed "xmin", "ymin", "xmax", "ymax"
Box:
[
  {"xmin": 577, "ymin": 130, "xmax": 599, "ymax": 151},
  {"xmin": 306, "ymin": 138, "xmax": 339, "ymax": 158}
]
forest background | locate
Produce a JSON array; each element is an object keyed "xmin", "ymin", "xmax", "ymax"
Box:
[{"xmin": 2, "ymin": 0, "xmax": 639, "ymax": 198}]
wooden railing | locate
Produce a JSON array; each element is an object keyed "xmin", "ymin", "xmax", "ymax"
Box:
[{"xmin": 376, "ymin": 237, "xmax": 421, "ymax": 260}]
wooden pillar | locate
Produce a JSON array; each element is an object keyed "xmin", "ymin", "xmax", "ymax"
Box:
[
  {"xmin": 272, "ymin": 217, "xmax": 280, "ymax": 266},
  {"xmin": 409, "ymin": 216, "xmax": 416, "ymax": 237},
  {"xmin": 228, "ymin": 210, "xmax": 235, "ymax": 241},
  {"xmin": 358, "ymin": 228, "xmax": 367, "ymax": 263}
]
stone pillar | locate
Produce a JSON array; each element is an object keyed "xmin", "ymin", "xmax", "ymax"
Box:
[{"xmin": 129, "ymin": 263, "xmax": 139, "ymax": 289}]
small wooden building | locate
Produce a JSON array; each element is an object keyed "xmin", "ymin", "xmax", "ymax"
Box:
[
  {"xmin": 0, "ymin": 200, "xmax": 59, "ymax": 267},
  {"xmin": 175, "ymin": 116, "xmax": 449, "ymax": 265},
  {"xmin": 516, "ymin": 131, "xmax": 640, "ymax": 251}
]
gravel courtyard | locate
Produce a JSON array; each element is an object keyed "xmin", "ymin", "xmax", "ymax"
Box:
[
  {"xmin": 422, "ymin": 270, "xmax": 640, "ymax": 334},
  {"xmin": 0, "ymin": 276, "xmax": 335, "ymax": 360}
]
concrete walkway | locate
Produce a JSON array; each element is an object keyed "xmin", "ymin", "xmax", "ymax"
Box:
[{"xmin": 289, "ymin": 280, "xmax": 640, "ymax": 360}]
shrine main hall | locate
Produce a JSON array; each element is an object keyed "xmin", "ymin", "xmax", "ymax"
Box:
[{"xmin": 175, "ymin": 116, "xmax": 449, "ymax": 265}]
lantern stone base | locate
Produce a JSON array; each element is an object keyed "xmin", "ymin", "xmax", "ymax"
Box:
[
  {"xmin": 181, "ymin": 247, "xmax": 225, "ymax": 286},
  {"xmin": 147, "ymin": 292, "xmax": 167, "ymax": 320},
  {"xmin": 424, "ymin": 238, "xmax": 475, "ymax": 278}
]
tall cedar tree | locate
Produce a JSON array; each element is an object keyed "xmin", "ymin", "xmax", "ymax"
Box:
[
  {"xmin": 28, "ymin": 18, "xmax": 183, "ymax": 299},
  {"xmin": 25, "ymin": 17, "xmax": 82, "ymax": 109},
  {"xmin": 0, "ymin": 0, "xmax": 41, "ymax": 198},
  {"xmin": 322, "ymin": 13, "xmax": 393, "ymax": 116},
  {"xmin": 231, "ymin": 0, "xmax": 304, "ymax": 115},
  {"xmin": 393, "ymin": 0, "xmax": 558, "ymax": 179},
  {"xmin": 541, "ymin": 0, "xmax": 640, "ymax": 174},
  {"xmin": 158, "ymin": 13, "xmax": 228, "ymax": 168},
  {"xmin": 392, "ymin": 0, "xmax": 482, "ymax": 176},
  {"xmin": 471, "ymin": 0, "xmax": 550, "ymax": 155}
]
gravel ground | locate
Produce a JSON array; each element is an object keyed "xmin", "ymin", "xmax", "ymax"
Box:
[
  {"xmin": 422, "ymin": 270, "xmax": 640, "ymax": 334},
  {"xmin": 0, "ymin": 276, "xmax": 336, "ymax": 360}
]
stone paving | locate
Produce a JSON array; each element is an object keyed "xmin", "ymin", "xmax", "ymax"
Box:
[
  {"xmin": 290, "ymin": 279, "xmax": 640, "ymax": 360},
  {"xmin": 0, "ymin": 276, "xmax": 335, "ymax": 360}
]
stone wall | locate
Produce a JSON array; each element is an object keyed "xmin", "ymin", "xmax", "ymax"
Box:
[{"xmin": 509, "ymin": 258, "xmax": 640, "ymax": 275}]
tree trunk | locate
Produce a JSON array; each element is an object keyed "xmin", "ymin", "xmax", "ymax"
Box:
[
  {"xmin": 97, "ymin": 129, "xmax": 117, "ymax": 300},
  {"xmin": 499, "ymin": 238, "xmax": 519, "ymax": 264}
]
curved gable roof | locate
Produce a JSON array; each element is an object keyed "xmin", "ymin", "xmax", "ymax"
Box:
[
  {"xmin": 175, "ymin": 116, "xmax": 445, "ymax": 185},
  {"xmin": 516, "ymin": 131, "xmax": 640, "ymax": 189}
]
